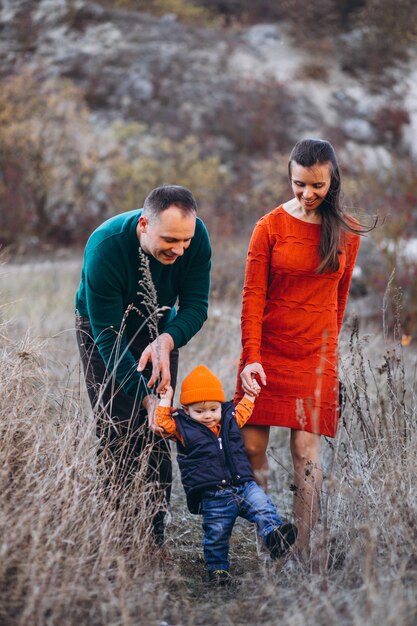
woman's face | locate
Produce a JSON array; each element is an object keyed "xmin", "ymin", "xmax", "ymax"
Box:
[{"xmin": 290, "ymin": 161, "xmax": 332, "ymax": 214}]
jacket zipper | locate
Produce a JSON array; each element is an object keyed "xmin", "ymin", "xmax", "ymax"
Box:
[{"xmin": 182, "ymin": 412, "xmax": 230, "ymax": 481}]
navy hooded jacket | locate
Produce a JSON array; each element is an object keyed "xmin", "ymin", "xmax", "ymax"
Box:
[{"xmin": 174, "ymin": 401, "xmax": 255, "ymax": 514}]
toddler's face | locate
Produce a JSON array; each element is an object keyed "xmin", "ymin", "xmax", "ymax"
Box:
[{"xmin": 185, "ymin": 401, "xmax": 222, "ymax": 428}]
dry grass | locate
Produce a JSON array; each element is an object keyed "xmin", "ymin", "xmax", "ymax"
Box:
[{"xmin": 1, "ymin": 256, "xmax": 417, "ymax": 626}]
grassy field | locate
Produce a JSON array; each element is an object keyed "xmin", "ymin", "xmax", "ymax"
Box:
[{"xmin": 1, "ymin": 255, "xmax": 416, "ymax": 626}]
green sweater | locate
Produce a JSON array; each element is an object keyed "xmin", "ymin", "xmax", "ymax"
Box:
[{"xmin": 75, "ymin": 209, "xmax": 211, "ymax": 397}]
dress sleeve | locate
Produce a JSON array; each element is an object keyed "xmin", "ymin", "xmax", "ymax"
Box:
[
  {"xmin": 337, "ymin": 232, "xmax": 361, "ymax": 333},
  {"xmin": 234, "ymin": 397, "xmax": 255, "ymax": 428},
  {"xmin": 155, "ymin": 406, "xmax": 182, "ymax": 441},
  {"xmin": 241, "ymin": 220, "xmax": 271, "ymax": 364}
]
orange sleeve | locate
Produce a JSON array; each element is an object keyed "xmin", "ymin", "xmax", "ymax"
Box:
[
  {"xmin": 234, "ymin": 397, "xmax": 255, "ymax": 428},
  {"xmin": 241, "ymin": 220, "xmax": 271, "ymax": 364},
  {"xmin": 337, "ymin": 231, "xmax": 360, "ymax": 333},
  {"xmin": 155, "ymin": 406, "xmax": 181, "ymax": 441}
]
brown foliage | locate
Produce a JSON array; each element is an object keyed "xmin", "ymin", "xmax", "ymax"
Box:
[
  {"xmin": 349, "ymin": 158, "xmax": 417, "ymax": 333},
  {"xmin": 372, "ymin": 106, "xmax": 411, "ymax": 148},
  {"xmin": 0, "ymin": 68, "xmax": 104, "ymax": 248},
  {"xmin": 202, "ymin": 78, "xmax": 296, "ymax": 157},
  {"xmin": 280, "ymin": 0, "xmax": 365, "ymax": 41},
  {"xmin": 339, "ymin": 0, "xmax": 417, "ymax": 88},
  {"xmin": 1, "ymin": 271, "xmax": 417, "ymax": 624}
]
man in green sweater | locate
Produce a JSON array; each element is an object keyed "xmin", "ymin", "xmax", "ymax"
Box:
[{"xmin": 75, "ymin": 185, "xmax": 211, "ymax": 544}]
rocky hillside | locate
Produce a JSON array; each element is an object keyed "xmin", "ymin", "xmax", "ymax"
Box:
[
  {"xmin": 2, "ymin": 0, "xmax": 416, "ymax": 154},
  {"xmin": 1, "ymin": 0, "xmax": 417, "ymax": 329},
  {"xmin": 1, "ymin": 0, "xmax": 416, "ymax": 225}
]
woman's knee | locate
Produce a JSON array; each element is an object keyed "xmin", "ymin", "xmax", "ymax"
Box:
[{"xmin": 290, "ymin": 430, "xmax": 321, "ymax": 466}]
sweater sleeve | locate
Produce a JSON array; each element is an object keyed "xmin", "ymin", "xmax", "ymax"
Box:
[
  {"xmin": 240, "ymin": 220, "xmax": 271, "ymax": 364},
  {"xmin": 155, "ymin": 406, "xmax": 183, "ymax": 442},
  {"xmin": 337, "ymin": 232, "xmax": 360, "ymax": 333},
  {"xmin": 83, "ymin": 239, "xmax": 151, "ymax": 398},
  {"xmin": 163, "ymin": 219, "xmax": 211, "ymax": 349},
  {"xmin": 78, "ymin": 216, "xmax": 211, "ymax": 398},
  {"xmin": 234, "ymin": 397, "xmax": 255, "ymax": 428}
]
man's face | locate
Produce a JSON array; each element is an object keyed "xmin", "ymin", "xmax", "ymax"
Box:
[{"xmin": 138, "ymin": 206, "xmax": 196, "ymax": 264}]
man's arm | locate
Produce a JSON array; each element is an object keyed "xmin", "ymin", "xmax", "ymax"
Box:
[
  {"xmin": 137, "ymin": 218, "xmax": 211, "ymax": 392},
  {"xmin": 84, "ymin": 242, "xmax": 151, "ymax": 399}
]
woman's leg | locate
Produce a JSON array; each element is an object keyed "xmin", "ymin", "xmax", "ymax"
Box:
[
  {"xmin": 290, "ymin": 429, "xmax": 322, "ymax": 553},
  {"xmin": 241, "ymin": 425, "xmax": 270, "ymax": 491}
]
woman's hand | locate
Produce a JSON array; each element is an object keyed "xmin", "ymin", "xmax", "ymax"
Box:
[
  {"xmin": 240, "ymin": 362, "xmax": 267, "ymax": 395},
  {"xmin": 243, "ymin": 377, "xmax": 261, "ymax": 402}
]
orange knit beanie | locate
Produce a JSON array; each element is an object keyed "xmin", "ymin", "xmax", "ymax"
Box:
[{"xmin": 180, "ymin": 365, "xmax": 226, "ymax": 405}]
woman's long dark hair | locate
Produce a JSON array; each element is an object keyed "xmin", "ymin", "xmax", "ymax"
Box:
[{"xmin": 288, "ymin": 138, "xmax": 371, "ymax": 273}]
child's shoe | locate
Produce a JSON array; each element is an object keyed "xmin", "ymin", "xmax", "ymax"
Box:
[
  {"xmin": 208, "ymin": 569, "xmax": 232, "ymax": 586},
  {"xmin": 266, "ymin": 522, "xmax": 298, "ymax": 560}
]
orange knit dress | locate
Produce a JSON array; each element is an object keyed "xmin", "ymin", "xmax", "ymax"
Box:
[{"xmin": 235, "ymin": 205, "xmax": 360, "ymax": 438}]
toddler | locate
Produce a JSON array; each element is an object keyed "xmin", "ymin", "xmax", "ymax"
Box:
[{"xmin": 156, "ymin": 365, "xmax": 297, "ymax": 585}]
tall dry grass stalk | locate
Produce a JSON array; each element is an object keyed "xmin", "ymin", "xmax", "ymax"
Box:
[
  {"xmin": 0, "ymin": 330, "xmax": 187, "ymax": 625},
  {"xmin": 1, "ymin": 258, "xmax": 417, "ymax": 625}
]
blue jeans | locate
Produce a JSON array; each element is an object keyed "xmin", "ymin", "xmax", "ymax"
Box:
[{"xmin": 200, "ymin": 480, "xmax": 283, "ymax": 572}]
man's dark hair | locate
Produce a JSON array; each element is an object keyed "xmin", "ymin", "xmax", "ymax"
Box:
[{"xmin": 143, "ymin": 185, "xmax": 197, "ymax": 220}]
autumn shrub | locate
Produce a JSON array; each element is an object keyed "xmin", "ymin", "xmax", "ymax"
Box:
[
  {"xmin": 347, "ymin": 158, "xmax": 417, "ymax": 335},
  {"xmin": 1, "ymin": 261, "xmax": 417, "ymax": 625},
  {"xmin": 93, "ymin": 0, "xmax": 215, "ymax": 25},
  {"xmin": 109, "ymin": 122, "xmax": 228, "ymax": 219},
  {"xmin": 0, "ymin": 68, "xmax": 109, "ymax": 249},
  {"xmin": 202, "ymin": 78, "xmax": 296, "ymax": 157},
  {"xmin": 209, "ymin": 154, "xmax": 290, "ymax": 238},
  {"xmin": 294, "ymin": 62, "xmax": 330, "ymax": 82},
  {"xmin": 280, "ymin": 0, "xmax": 365, "ymax": 42},
  {"xmin": 0, "ymin": 72, "xmax": 230, "ymax": 249},
  {"xmin": 278, "ymin": 0, "xmax": 416, "ymax": 90},
  {"xmin": 0, "ymin": 66, "xmax": 292, "ymax": 249},
  {"xmin": 372, "ymin": 106, "xmax": 411, "ymax": 149},
  {"xmin": 13, "ymin": 1, "xmax": 39, "ymax": 52},
  {"xmin": 338, "ymin": 0, "xmax": 417, "ymax": 89},
  {"xmin": 93, "ymin": 0, "xmax": 284, "ymax": 26},
  {"xmin": 194, "ymin": 0, "xmax": 284, "ymax": 25}
]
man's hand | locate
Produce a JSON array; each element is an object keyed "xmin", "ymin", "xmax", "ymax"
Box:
[
  {"xmin": 137, "ymin": 333, "xmax": 175, "ymax": 393},
  {"xmin": 142, "ymin": 394, "xmax": 164, "ymax": 435},
  {"xmin": 240, "ymin": 362, "xmax": 267, "ymax": 395}
]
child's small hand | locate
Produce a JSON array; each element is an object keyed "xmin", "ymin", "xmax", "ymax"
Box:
[
  {"xmin": 251, "ymin": 378, "xmax": 261, "ymax": 396},
  {"xmin": 243, "ymin": 378, "xmax": 261, "ymax": 402},
  {"xmin": 159, "ymin": 385, "xmax": 174, "ymax": 405}
]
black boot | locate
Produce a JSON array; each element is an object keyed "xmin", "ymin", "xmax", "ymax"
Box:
[{"xmin": 266, "ymin": 523, "xmax": 298, "ymax": 559}]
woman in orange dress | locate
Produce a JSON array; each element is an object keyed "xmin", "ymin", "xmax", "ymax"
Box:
[{"xmin": 235, "ymin": 139, "xmax": 363, "ymax": 554}]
